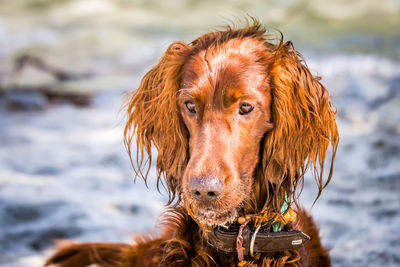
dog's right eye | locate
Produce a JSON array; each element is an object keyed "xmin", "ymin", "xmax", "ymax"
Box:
[
  {"xmin": 239, "ymin": 103, "xmax": 254, "ymax": 115},
  {"xmin": 185, "ymin": 101, "xmax": 197, "ymax": 114}
]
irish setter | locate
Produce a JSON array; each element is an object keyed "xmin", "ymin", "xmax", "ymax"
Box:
[{"xmin": 46, "ymin": 21, "xmax": 338, "ymax": 267}]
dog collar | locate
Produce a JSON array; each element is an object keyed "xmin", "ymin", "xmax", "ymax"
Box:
[
  {"xmin": 208, "ymin": 223, "xmax": 310, "ymax": 257},
  {"xmin": 207, "ymin": 196, "xmax": 310, "ymax": 264}
]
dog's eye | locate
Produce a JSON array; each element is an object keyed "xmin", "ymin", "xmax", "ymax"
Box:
[
  {"xmin": 239, "ymin": 103, "xmax": 254, "ymax": 115},
  {"xmin": 185, "ymin": 101, "xmax": 197, "ymax": 114}
]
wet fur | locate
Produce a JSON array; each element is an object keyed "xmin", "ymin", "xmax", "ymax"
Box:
[{"xmin": 46, "ymin": 19, "xmax": 338, "ymax": 267}]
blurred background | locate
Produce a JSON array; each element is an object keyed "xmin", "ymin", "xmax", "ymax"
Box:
[{"xmin": 0, "ymin": 0, "xmax": 399, "ymax": 266}]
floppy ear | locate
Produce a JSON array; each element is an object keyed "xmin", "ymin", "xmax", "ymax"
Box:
[
  {"xmin": 124, "ymin": 41, "xmax": 190, "ymax": 204},
  {"xmin": 262, "ymin": 41, "xmax": 339, "ymax": 207}
]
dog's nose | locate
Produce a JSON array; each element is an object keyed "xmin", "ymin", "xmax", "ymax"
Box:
[{"xmin": 188, "ymin": 176, "xmax": 224, "ymax": 203}]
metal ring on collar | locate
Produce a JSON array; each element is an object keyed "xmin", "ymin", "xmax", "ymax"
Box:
[{"xmin": 249, "ymin": 224, "xmax": 261, "ymax": 258}]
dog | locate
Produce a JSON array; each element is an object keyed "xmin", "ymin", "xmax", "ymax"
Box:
[{"xmin": 46, "ymin": 20, "xmax": 339, "ymax": 267}]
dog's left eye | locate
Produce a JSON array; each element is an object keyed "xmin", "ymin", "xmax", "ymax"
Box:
[
  {"xmin": 239, "ymin": 103, "xmax": 254, "ymax": 115},
  {"xmin": 185, "ymin": 101, "xmax": 197, "ymax": 114}
]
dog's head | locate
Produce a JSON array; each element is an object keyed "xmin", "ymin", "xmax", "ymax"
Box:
[{"xmin": 125, "ymin": 22, "xmax": 338, "ymax": 227}]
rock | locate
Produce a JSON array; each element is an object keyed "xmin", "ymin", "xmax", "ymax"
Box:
[
  {"xmin": 2, "ymin": 90, "xmax": 48, "ymax": 111},
  {"xmin": 115, "ymin": 203, "xmax": 140, "ymax": 215},
  {"xmin": 2, "ymin": 202, "xmax": 65, "ymax": 225},
  {"xmin": 4, "ymin": 64, "xmax": 57, "ymax": 89},
  {"xmin": 5, "ymin": 205, "xmax": 41, "ymax": 223},
  {"xmin": 28, "ymin": 226, "xmax": 82, "ymax": 251},
  {"xmin": 44, "ymin": 91, "xmax": 91, "ymax": 107}
]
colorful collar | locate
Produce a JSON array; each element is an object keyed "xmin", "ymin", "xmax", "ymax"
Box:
[{"xmin": 207, "ymin": 197, "xmax": 310, "ymax": 265}]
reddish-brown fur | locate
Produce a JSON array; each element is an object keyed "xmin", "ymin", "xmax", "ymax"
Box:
[{"xmin": 46, "ymin": 20, "xmax": 338, "ymax": 267}]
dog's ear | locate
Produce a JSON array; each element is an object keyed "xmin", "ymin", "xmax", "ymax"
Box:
[
  {"xmin": 262, "ymin": 41, "xmax": 339, "ymax": 205},
  {"xmin": 124, "ymin": 42, "xmax": 190, "ymax": 204}
]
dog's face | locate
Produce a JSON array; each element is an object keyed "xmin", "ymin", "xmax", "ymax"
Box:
[
  {"xmin": 179, "ymin": 39, "xmax": 273, "ymax": 226},
  {"xmin": 125, "ymin": 24, "xmax": 338, "ymax": 230}
]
